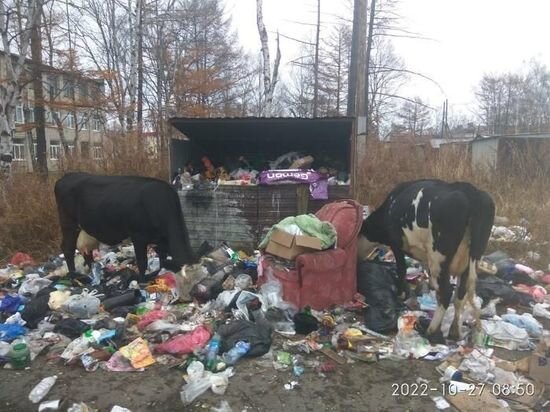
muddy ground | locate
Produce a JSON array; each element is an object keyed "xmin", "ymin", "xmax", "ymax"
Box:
[
  {"xmin": 0, "ymin": 350, "xmax": 446, "ymax": 412},
  {"xmin": 1, "ymin": 336, "xmax": 548, "ymax": 412}
]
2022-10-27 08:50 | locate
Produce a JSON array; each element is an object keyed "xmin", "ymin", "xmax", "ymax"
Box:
[{"xmin": 391, "ymin": 382, "xmax": 535, "ymax": 397}]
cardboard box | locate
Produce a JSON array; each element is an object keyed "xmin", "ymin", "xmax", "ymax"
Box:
[
  {"xmin": 529, "ymin": 337, "xmax": 549, "ymax": 384},
  {"xmin": 265, "ymin": 228, "xmax": 323, "ymax": 260}
]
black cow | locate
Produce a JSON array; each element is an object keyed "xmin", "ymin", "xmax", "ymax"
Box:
[
  {"xmin": 54, "ymin": 172, "xmax": 196, "ymax": 279},
  {"xmin": 359, "ymin": 179, "xmax": 495, "ymax": 340}
]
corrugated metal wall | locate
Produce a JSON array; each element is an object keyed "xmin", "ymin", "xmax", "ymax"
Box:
[{"xmin": 180, "ymin": 185, "xmax": 351, "ymax": 251}]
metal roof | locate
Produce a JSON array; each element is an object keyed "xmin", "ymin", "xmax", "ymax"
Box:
[
  {"xmin": 472, "ymin": 132, "xmax": 550, "ymax": 143},
  {"xmin": 168, "ymin": 116, "xmax": 354, "ymax": 141}
]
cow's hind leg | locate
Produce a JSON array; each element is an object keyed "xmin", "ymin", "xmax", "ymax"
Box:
[
  {"xmin": 427, "ymin": 261, "xmax": 452, "ymax": 336},
  {"xmin": 467, "ymin": 259, "xmax": 481, "ymax": 332},
  {"xmin": 61, "ymin": 229, "xmax": 79, "ymax": 273},
  {"xmin": 449, "ymin": 265, "xmax": 471, "ymax": 341}
]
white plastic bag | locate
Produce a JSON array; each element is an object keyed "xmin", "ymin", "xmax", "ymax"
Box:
[
  {"xmin": 18, "ymin": 274, "xmax": 51, "ymax": 297},
  {"xmin": 63, "ymin": 290, "xmax": 100, "ymax": 318}
]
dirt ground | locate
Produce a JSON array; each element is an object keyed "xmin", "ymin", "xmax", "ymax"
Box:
[
  {"xmin": 0, "ymin": 351, "xmax": 445, "ymax": 412},
  {"xmin": 1, "ymin": 336, "xmax": 548, "ymax": 412}
]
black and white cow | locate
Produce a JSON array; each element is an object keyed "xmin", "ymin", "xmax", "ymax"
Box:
[
  {"xmin": 359, "ymin": 179, "xmax": 495, "ymax": 340},
  {"xmin": 55, "ymin": 172, "xmax": 197, "ymax": 279}
]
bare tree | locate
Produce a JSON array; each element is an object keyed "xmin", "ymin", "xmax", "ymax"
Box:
[
  {"xmin": 0, "ymin": 0, "xmax": 44, "ymax": 179},
  {"xmin": 394, "ymin": 96, "xmax": 432, "ymax": 137},
  {"xmin": 256, "ymin": 0, "xmax": 281, "ymax": 116}
]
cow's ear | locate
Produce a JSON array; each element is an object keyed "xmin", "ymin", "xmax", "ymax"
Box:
[{"xmin": 180, "ymin": 265, "xmax": 188, "ymax": 279}]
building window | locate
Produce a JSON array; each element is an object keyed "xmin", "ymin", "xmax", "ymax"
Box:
[
  {"xmin": 63, "ymin": 78, "xmax": 74, "ymax": 98},
  {"xmin": 64, "ymin": 113, "xmax": 75, "ymax": 129},
  {"xmin": 48, "ymin": 76, "xmax": 58, "ymax": 98},
  {"xmin": 92, "ymin": 144, "xmax": 103, "ymax": 160},
  {"xmin": 79, "ymin": 83, "xmax": 88, "ymax": 99},
  {"xmin": 49, "ymin": 141, "xmax": 61, "ymax": 160},
  {"xmin": 12, "ymin": 139, "xmax": 25, "ymax": 161},
  {"xmin": 66, "ymin": 144, "xmax": 75, "ymax": 156},
  {"xmin": 15, "ymin": 105, "xmax": 24, "ymax": 123},
  {"xmin": 27, "ymin": 107, "xmax": 35, "ymax": 123},
  {"xmin": 79, "ymin": 113, "xmax": 88, "ymax": 130},
  {"xmin": 92, "ymin": 116, "xmax": 101, "ymax": 131}
]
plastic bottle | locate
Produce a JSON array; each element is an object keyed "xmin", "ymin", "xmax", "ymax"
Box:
[
  {"xmin": 8, "ymin": 342, "xmax": 31, "ymax": 369},
  {"xmin": 205, "ymin": 333, "xmax": 221, "ymax": 370},
  {"xmin": 222, "ymin": 341, "xmax": 250, "ymax": 365},
  {"xmin": 28, "ymin": 375, "xmax": 58, "ymax": 403}
]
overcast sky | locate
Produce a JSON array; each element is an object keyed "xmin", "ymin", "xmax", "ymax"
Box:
[{"xmin": 226, "ymin": 0, "xmax": 550, "ymax": 120}]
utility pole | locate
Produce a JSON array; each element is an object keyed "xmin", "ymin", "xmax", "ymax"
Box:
[
  {"xmin": 365, "ymin": 0, "xmax": 376, "ymax": 133},
  {"xmin": 137, "ymin": 0, "xmax": 144, "ymax": 141},
  {"xmin": 30, "ymin": 3, "xmax": 47, "ymax": 175},
  {"xmin": 348, "ymin": 0, "xmax": 367, "ymax": 198},
  {"xmin": 313, "ymin": 0, "xmax": 321, "ymax": 117},
  {"xmin": 440, "ymin": 99, "xmax": 448, "ymax": 139}
]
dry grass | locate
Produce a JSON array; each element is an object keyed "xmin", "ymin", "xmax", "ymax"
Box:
[
  {"xmin": 1, "ymin": 135, "xmax": 548, "ymax": 266},
  {"xmin": 356, "ymin": 139, "xmax": 550, "ymax": 266}
]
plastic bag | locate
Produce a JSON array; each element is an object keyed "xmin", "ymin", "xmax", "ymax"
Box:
[
  {"xmin": 180, "ymin": 367, "xmax": 234, "ymax": 405},
  {"xmin": 136, "ymin": 310, "xmax": 171, "ymax": 331},
  {"xmin": 60, "ymin": 336, "xmax": 90, "ymax": 362},
  {"xmin": 18, "ymin": 274, "xmax": 52, "ymax": 297},
  {"xmin": 358, "ymin": 261, "xmax": 402, "ymax": 333},
  {"xmin": 180, "ymin": 377, "xmax": 212, "ymax": 405},
  {"xmin": 155, "ymin": 324, "xmax": 211, "ymax": 355},
  {"xmin": 0, "ymin": 323, "xmax": 26, "ymax": 342},
  {"xmin": 63, "ymin": 290, "xmax": 100, "ymax": 318},
  {"xmin": 236, "ymin": 291, "xmax": 267, "ymax": 321},
  {"xmin": 48, "ymin": 290, "xmax": 72, "ymax": 311},
  {"xmin": 234, "ymin": 274, "xmax": 252, "ymax": 290},
  {"xmin": 501, "ymin": 313, "xmax": 542, "ymax": 337},
  {"xmin": 259, "ymin": 270, "xmax": 295, "ymax": 312},
  {"xmin": 0, "ymin": 294, "xmax": 23, "ymax": 313},
  {"xmin": 186, "ymin": 360, "xmax": 205, "ymax": 382},
  {"xmin": 481, "ymin": 319, "xmax": 530, "ymax": 350},
  {"xmin": 103, "ymin": 351, "xmax": 144, "ymax": 372}
]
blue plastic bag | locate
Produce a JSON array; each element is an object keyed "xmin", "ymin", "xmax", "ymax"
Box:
[
  {"xmin": 0, "ymin": 295, "xmax": 23, "ymax": 314},
  {"xmin": 0, "ymin": 323, "xmax": 27, "ymax": 342}
]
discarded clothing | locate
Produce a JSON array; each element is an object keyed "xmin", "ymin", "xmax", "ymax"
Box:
[{"xmin": 218, "ymin": 320, "xmax": 273, "ymax": 358}]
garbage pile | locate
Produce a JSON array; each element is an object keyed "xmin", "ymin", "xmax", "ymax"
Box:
[
  {"xmin": 1, "ymin": 234, "xmax": 549, "ymax": 411},
  {"xmin": 171, "ymin": 151, "xmax": 350, "ymax": 190}
]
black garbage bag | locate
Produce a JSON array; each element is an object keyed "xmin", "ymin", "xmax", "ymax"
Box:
[
  {"xmin": 217, "ymin": 319, "xmax": 273, "ymax": 357},
  {"xmin": 102, "ymin": 290, "xmax": 142, "ymax": 312},
  {"xmin": 477, "ymin": 274, "xmax": 533, "ymax": 306},
  {"xmin": 358, "ymin": 261, "xmax": 402, "ymax": 333},
  {"xmin": 102, "ymin": 268, "xmax": 139, "ymax": 297},
  {"xmin": 21, "ymin": 287, "xmax": 56, "ymax": 329},
  {"xmin": 293, "ymin": 312, "xmax": 319, "ymax": 335},
  {"xmin": 54, "ymin": 318, "xmax": 89, "ymax": 339}
]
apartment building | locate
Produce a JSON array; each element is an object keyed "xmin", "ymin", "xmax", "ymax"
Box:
[{"xmin": 1, "ymin": 52, "xmax": 105, "ymax": 171}]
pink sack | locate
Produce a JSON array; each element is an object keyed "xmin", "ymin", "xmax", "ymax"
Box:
[
  {"xmin": 137, "ymin": 310, "xmax": 169, "ymax": 331},
  {"xmin": 154, "ymin": 324, "xmax": 211, "ymax": 355}
]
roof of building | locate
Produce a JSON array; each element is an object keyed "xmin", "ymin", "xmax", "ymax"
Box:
[
  {"xmin": 168, "ymin": 116, "xmax": 355, "ymax": 142},
  {"xmin": 472, "ymin": 132, "xmax": 550, "ymax": 143}
]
